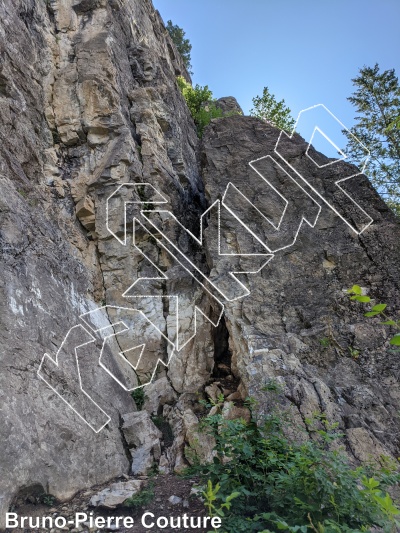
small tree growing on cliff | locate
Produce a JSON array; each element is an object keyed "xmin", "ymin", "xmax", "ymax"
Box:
[
  {"xmin": 250, "ymin": 86, "xmax": 296, "ymax": 133},
  {"xmin": 166, "ymin": 20, "xmax": 192, "ymax": 73}
]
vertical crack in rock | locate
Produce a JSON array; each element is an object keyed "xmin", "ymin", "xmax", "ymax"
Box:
[
  {"xmin": 118, "ymin": 412, "xmax": 134, "ymax": 466},
  {"xmin": 212, "ymin": 315, "xmax": 233, "ymax": 379}
]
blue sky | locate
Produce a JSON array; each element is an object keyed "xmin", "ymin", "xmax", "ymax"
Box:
[{"xmin": 153, "ymin": 0, "xmax": 400, "ymax": 154}]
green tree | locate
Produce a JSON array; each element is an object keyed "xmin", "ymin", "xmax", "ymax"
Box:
[
  {"xmin": 166, "ymin": 20, "xmax": 192, "ymax": 73},
  {"xmin": 344, "ymin": 64, "xmax": 400, "ymax": 215},
  {"xmin": 250, "ymin": 87, "xmax": 295, "ymax": 132}
]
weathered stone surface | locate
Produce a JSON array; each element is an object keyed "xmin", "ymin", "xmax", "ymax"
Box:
[
  {"xmin": 346, "ymin": 427, "xmax": 391, "ymax": 464},
  {"xmin": 122, "ymin": 412, "xmax": 162, "ymax": 476},
  {"xmin": 183, "ymin": 409, "xmax": 217, "ymax": 465},
  {"xmin": 89, "ymin": 480, "xmax": 143, "ymax": 509},
  {"xmin": 221, "ymin": 402, "xmax": 251, "ymax": 424},
  {"xmin": 226, "ymin": 390, "xmax": 242, "ymax": 401},
  {"xmin": 158, "ymin": 453, "xmax": 170, "ymax": 474},
  {"xmin": 143, "ymin": 377, "xmax": 178, "ymax": 416},
  {"xmin": 1, "ymin": 0, "xmax": 399, "ymax": 524},
  {"xmin": 215, "ymin": 96, "xmax": 243, "ymax": 116},
  {"xmin": 162, "ymin": 404, "xmax": 187, "ymax": 474},
  {"xmin": 168, "ymin": 495, "xmax": 182, "ymax": 505},
  {"xmin": 0, "ymin": 133, "xmax": 133, "ymax": 527},
  {"xmin": 0, "ymin": 0, "xmax": 212, "ymax": 524},
  {"xmin": 201, "ymin": 115, "xmax": 400, "ymax": 460},
  {"xmin": 205, "ymin": 382, "xmax": 223, "ymax": 403}
]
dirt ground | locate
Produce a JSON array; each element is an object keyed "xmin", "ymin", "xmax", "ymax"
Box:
[{"xmin": 7, "ymin": 474, "xmax": 212, "ymax": 533}]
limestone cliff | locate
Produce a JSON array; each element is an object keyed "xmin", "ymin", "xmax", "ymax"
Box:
[
  {"xmin": 0, "ymin": 0, "xmax": 206, "ymax": 524},
  {"xmin": 0, "ymin": 0, "xmax": 399, "ymax": 526}
]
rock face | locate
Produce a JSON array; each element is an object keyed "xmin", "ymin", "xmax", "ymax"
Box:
[
  {"xmin": 0, "ymin": 0, "xmax": 210, "ymax": 525},
  {"xmin": 200, "ymin": 115, "xmax": 400, "ymax": 461},
  {"xmin": 121, "ymin": 412, "xmax": 162, "ymax": 476},
  {"xmin": 0, "ymin": 0, "xmax": 399, "ymax": 526},
  {"xmin": 215, "ymin": 96, "xmax": 243, "ymax": 116}
]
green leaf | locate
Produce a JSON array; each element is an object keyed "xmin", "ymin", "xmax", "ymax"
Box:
[
  {"xmin": 361, "ymin": 476, "xmax": 380, "ymax": 490},
  {"xmin": 276, "ymin": 521, "xmax": 290, "ymax": 530},
  {"xmin": 348, "ymin": 285, "xmax": 362, "ymax": 295},
  {"xmin": 381, "ymin": 320, "xmax": 397, "ymax": 326},
  {"xmin": 353, "ymin": 295, "xmax": 371, "ymax": 303},
  {"xmin": 365, "ymin": 311, "xmax": 380, "ymax": 317},
  {"xmin": 225, "ymin": 491, "xmax": 240, "ymax": 502},
  {"xmin": 371, "ymin": 304, "xmax": 387, "ymax": 312},
  {"xmin": 373, "ymin": 492, "xmax": 400, "ymax": 515},
  {"xmin": 390, "ymin": 335, "xmax": 400, "ymax": 346}
]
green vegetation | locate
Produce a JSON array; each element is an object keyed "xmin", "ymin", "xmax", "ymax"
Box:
[
  {"xmin": 177, "ymin": 76, "xmax": 242, "ymax": 136},
  {"xmin": 188, "ymin": 397, "xmax": 400, "ymax": 532},
  {"xmin": 348, "ymin": 285, "xmax": 400, "ymax": 347},
  {"xmin": 124, "ymin": 483, "xmax": 155, "ymax": 509},
  {"xmin": 39, "ymin": 494, "xmax": 56, "ymax": 506},
  {"xmin": 319, "ymin": 337, "xmax": 331, "ymax": 348},
  {"xmin": 177, "ymin": 76, "xmax": 224, "ymax": 137},
  {"xmin": 348, "ymin": 345, "xmax": 360, "ymax": 360},
  {"xmin": 202, "ymin": 480, "xmax": 240, "ymax": 530},
  {"xmin": 250, "ymin": 87, "xmax": 296, "ymax": 133},
  {"xmin": 166, "ymin": 20, "xmax": 192, "ymax": 73},
  {"xmin": 131, "ymin": 386, "xmax": 146, "ymax": 410},
  {"xmin": 344, "ymin": 64, "xmax": 400, "ymax": 216},
  {"xmin": 16, "ymin": 188, "xmax": 28, "ymax": 198}
]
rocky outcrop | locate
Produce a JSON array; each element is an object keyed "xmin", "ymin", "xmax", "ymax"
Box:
[
  {"xmin": 0, "ymin": 0, "xmax": 399, "ymax": 525},
  {"xmin": 200, "ymin": 115, "xmax": 400, "ymax": 461},
  {"xmin": 122, "ymin": 411, "xmax": 162, "ymax": 476},
  {"xmin": 215, "ymin": 96, "xmax": 243, "ymax": 116},
  {"xmin": 0, "ymin": 0, "xmax": 211, "ymax": 525}
]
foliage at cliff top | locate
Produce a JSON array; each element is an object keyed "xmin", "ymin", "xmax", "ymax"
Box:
[
  {"xmin": 176, "ymin": 76, "xmax": 224, "ymax": 137},
  {"xmin": 344, "ymin": 63, "xmax": 400, "ymax": 216},
  {"xmin": 166, "ymin": 20, "xmax": 192, "ymax": 73},
  {"xmin": 250, "ymin": 86, "xmax": 296, "ymax": 133}
]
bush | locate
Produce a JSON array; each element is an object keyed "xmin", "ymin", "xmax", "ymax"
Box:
[
  {"xmin": 177, "ymin": 76, "xmax": 236, "ymax": 137},
  {"xmin": 250, "ymin": 87, "xmax": 295, "ymax": 133},
  {"xmin": 188, "ymin": 402, "xmax": 400, "ymax": 532},
  {"xmin": 39, "ymin": 493, "xmax": 56, "ymax": 506},
  {"xmin": 195, "ymin": 104, "xmax": 224, "ymax": 138}
]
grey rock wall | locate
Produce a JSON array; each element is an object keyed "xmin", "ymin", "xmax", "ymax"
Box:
[
  {"xmin": 0, "ymin": 0, "xmax": 212, "ymax": 525},
  {"xmin": 0, "ymin": 0, "xmax": 399, "ymax": 526},
  {"xmin": 200, "ymin": 115, "xmax": 400, "ymax": 462}
]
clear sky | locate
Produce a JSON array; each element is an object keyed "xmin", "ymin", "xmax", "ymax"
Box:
[{"xmin": 153, "ymin": 0, "xmax": 400, "ymax": 152}]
